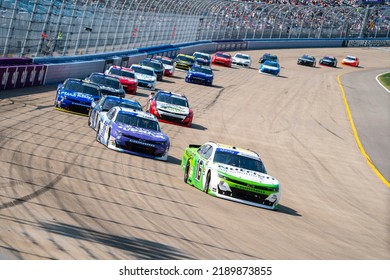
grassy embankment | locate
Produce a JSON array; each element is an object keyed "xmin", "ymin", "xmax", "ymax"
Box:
[{"xmin": 378, "ymin": 72, "xmax": 390, "ymax": 91}]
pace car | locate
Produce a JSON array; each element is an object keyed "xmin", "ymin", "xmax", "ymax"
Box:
[
  {"xmin": 96, "ymin": 106, "xmax": 170, "ymax": 161},
  {"xmin": 193, "ymin": 52, "xmax": 211, "ymax": 66},
  {"xmin": 181, "ymin": 142, "xmax": 281, "ymax": 210},
  {"xmin": 341, "ymin": 55, "xmax": 359, "ymax": 67},
  {"xmin": 211, "ymin": 51, "xmax": 232, "ymax": 67},
  {"xmin": 232, "ymin": 53, "xmax": 252, "ymax": 67},
  {"xmin": 104, "ymin": 65, "xmax": 138, "ymax": 94},
  {"xmin": 259, "ymin": 60, "xmax": 280, "ymax": 76},
  {"xmin": 55, "ymin": 78, "xmax": 102, "ymax": 116},
  {"xmin": 319, "ymin": 56, "xmax": 337, "ymax": 67},
  {"xmin": 185, "ymin": 65, "xmax": 214, "ymax": 86},
  {"xmin": 297, "ymin": 54, "xmax": 316, "ymax": 67},
  {"xmin": 85, "ymin": 72, "xmax": 125, "ymax": 97},
  {"xmin": 259, "ymin": 53, "xmax": 278, "ymax": 64},
  {"xmin": 130, "ymin": 64, "xmax": 157, "ymax": 90},
  {"xmin": 140, "ymin": 58, "xmax": 164, "ymax": 81},
  {"xmin": 154, "ymin": 56, "xmax": 176, "ymax": 76},
  {"xmin": 88, "ymin": 95, "xmax": 142, "ymax": 130},
  {"xmin": 175, "ymin": 54, "xmax": 195, "ymax": 71},
  {"xmin": 146, "ymin": 90, "xmax": 193, "ymax": 127}
]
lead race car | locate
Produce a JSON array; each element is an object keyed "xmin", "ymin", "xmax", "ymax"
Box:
[
  {"xmin": 96, "ymin": 106, "xmax": 170, "ymax": 160},
  {"xmin": 181, "ymin": 142, "xmax": 281, "ymax": 210}
]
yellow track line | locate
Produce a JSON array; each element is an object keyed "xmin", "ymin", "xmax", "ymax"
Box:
[{"xmin": 337, "ymin": 75, "xmax": 390, "ymax": 188}]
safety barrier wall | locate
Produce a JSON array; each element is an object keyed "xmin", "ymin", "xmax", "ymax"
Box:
[{"xmin": 1, "ymin": 38, "xmax": 389, "ymax": 91}]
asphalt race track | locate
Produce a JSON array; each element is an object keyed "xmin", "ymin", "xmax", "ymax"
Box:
[{"xmin": 0, "ymin": 47, "xmax": 389, "ymax": 260}]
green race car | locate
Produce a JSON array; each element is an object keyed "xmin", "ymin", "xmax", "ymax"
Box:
[{"xmin": 181, "ymin": 142, "xmax": 281, "ymax": 210}]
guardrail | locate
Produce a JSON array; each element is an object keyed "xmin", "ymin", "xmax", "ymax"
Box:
[{"xmin": 1, "ymin": 38, "xmax": 389, "ymax": 91}]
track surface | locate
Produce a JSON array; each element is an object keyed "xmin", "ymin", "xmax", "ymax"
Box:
[{"xmin": 0, "ymin": 47, "xmax": 389, "ymax": 260}]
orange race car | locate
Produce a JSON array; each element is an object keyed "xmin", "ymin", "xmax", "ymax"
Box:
[{"xmin": 341, "ymin": 55, "xmax": 359, "ymax": 67}]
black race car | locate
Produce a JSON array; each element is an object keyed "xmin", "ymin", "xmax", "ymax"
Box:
[
  {"xmin": 259, "ymin": 53, "xmax": 278, "ymax": 64},
  {"xmin": 319, "ymin": 56, "xmax": 337, "ymax": 67},
  {"xmin": 140, "ymin": 58, "xmax": 164, "ymax": 81},
  {"xmin": 297, "ymin": 54, "xmax": 316, "ymax": 67}
]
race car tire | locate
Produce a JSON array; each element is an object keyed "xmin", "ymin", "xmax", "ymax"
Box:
[
  {"xmin": 104, "ymin": 128, "xmax": 111, "ymax": 147},
  {"xmin": 96, "ymin": 122, "xmax": 101, "ymax": 143},
  {"xmin": 184, "ymin": 161, "xmax": 190, "ymax": 183},
  {"xmin": 204, "ymin": 172, "xmax": 210, "ymax": 194}
]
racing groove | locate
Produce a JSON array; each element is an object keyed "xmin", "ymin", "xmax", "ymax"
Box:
[{"xmin": 0, "ymin": 48, "xmax": 389, "ymax": 260}]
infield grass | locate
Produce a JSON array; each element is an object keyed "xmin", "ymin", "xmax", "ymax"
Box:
[{"xmin": 378, "ymin": 72, "xmax": 390, "ymax": 91}]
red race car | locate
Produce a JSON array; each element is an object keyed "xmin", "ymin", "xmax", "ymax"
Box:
[
  {"xmin": 341, "ymin": 55, "xmax": 359, "ymax": 67},
  {"xmin": 211, "ymin": 51, "xmax": 232, "ymax": 67},
  {"xmin": 104, "ymin": 65, "xmax": 138, "ymax": 94}
]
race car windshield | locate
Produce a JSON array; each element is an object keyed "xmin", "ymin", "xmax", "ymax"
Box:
[
  {"xmin": 346, "ymin": 56, "xmax": 355, "ymax": 60},
  {"xmin": 90, "ymin": 75, "xmax": 121, "ymax": 89},
  {"xmin": 132, "ymin": 67, "xmax": 154, "ymax": 76},
  {"xmin": 194, "ymin": 53, "xmax": 209, "ymax": 60},
  {"xmin": 143, "ymin": 61, "xmax": 163, "ymax": 70},
  {"xmin": 116, "ymin": 113, "xmax": 160, "ymax": 131},
  {"xmin": 109, "ymin": 68, "xmax": 135, "ymax": 79},
  {"xmin": 161, "ymin": 59, "xmax": 173, "ymax": 65},
  {"xmin": 178, "ymin": 56, "xmax": 193, "ymax": 63},
  {"xmin": 264, "ymin": 55, "xmax": 277, "ymax": 61},
  {"xmin": 102, "ymin": 99, "xmax": 141, "ymax": 112},
  {"xmin": 192, "ymin": 66, "xmax": 212, "ymax": 75},
  {"xmin": 235, "ymin": 54, "xmax": 249, "ymax": 59},
  {"xmin": 214, "ymin": 151, "xmax": 267, "ymax": 174},
  {"xmin": 216, "ymin": 53, "xmax": 230, "ymax": 59},
  {"xmin": 264, "ymin": 61, "xmax": 278, "ymax": 66},
  {"xmin": 64, "ymin": 81, "xmax": 100, "ymax": 97},
  {"xmin": 156, "ymin": 93, "xmax": 188, "ymax": 107}
]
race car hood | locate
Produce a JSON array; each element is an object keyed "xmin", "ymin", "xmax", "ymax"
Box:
[
  {"xmin": 118, "ymin": 77, "xmax": 137, "ymax": 85},
  {"xmin": 117, "ymin": 124, "xmax": 169, "ymax": 142},
  {"xmin": 156, "ymin": 101, "xmax": 189, "ymax": 115},
  {"xmin": 163, "ymin": 64, "xmax": 174, "ymax": 70},
  {"xmin": 134, "ymin": 73, "xmax": 155, "ymax": 81},
  {"xmin": 216, "ymin": 164, "xmax": 279, "ymax": 187},
  {"xmin": 189, "ymin": 71, "xmax": 213, "ymax": 79},
  {"xmin": 195, "ymin": 58, "xmax": 208, "ymax": 64},
  {"xmin": 233, "ymin": 57, "xmax": 250, "ymax": 63},
  {"xmin": 262, "ymin": 65, "xmax": 279, "ymax": 71},
  {"xmin": 343, "ymin": 58, "xmax": 356, "ymax": 63},
  {"xmin": 58, "ymin": 90, "xmax": 97, "ymax": 102}
]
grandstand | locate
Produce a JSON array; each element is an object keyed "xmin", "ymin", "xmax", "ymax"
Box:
[{"xmin": 0, "ymin": 0, "xmax": 389, "ymax": 57}]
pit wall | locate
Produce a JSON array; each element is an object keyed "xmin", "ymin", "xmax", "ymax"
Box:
[{"xmin": 1, "ymin": 38, "xmax": 389, "ymax": 91}]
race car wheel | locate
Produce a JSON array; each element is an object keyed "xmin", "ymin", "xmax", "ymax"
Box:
[
  {"xmin": 184, "ymin": 161, "xmax": 190, "ymax": 183},
  {"xmin": 204, "ymin": 172, "xmax": 210, "ymax": 194},
  {"xmin": 96, "ymin": 122, "xmax": 102, "ymax": 142}
]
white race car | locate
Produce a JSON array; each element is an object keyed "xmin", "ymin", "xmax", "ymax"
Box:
[
  {"xmin": 129, "ymin": 64, "xmax": 157, "ymax": 90},
  {"xmin": 232, "ymin": 53, "xmax": 252, "ymax": 67}
]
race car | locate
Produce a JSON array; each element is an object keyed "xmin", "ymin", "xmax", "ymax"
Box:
[
  {"xmin": 85, "ymin": 72, "xmax": 125, "ymax": 97},
  {"xmin": 181, "ymin": 142, "xmax": 281, "ymax": 210},
  {"xmin": 96, "ymin": 106, "xmax": 170, "ymax": 161},
  {"xmin": 88, "ymin": 95, "xmax": 142, "ymax": 130},
  {"xmin": 211, "ymin": 51, "xmax": 232, "ymax": 67},
  {"xmin": 232, "ymin": 53, "xmax": 252, "ymax": 67},
  {"xmin": 297, "ymin": 54, "xmax": 316, "ymax": 67},
  {"xmin": 55, "ymin": 78, "xmax": 102, "ymax": 116},
  {"xmin": 129, "ymin": 64, "xmax": 157, "ymax": 90},
  {"xmin": 140, "ymin": 58, "xmax": 164, "ymax": 81},
  {"xmin": 154, "ymin": 56, "xmax": 176, "ymax": 76},
  {"xmin": 319, "ymin": 56, "xmax": 337, "ymax": 67},
  {"xmin": 104, "ymin": 65, "xmax": 138, "ymax": 94},
  {"xmin": 185, "ymin": 65, "xmax": 214, "ymax": 86},
  {"xmin": 146, "ymin": 90, "xmax": 193, "ymax": 127},
  {"xmin": 259, "ymin": 60, "xmax": 280, "ymax": 76},
  {"xmin": 193, "ymin": 52, "xmax": 211, "ymax": 66},
  {"xmin": 259, "ymin": 53, "xmax": 279, "ymax": 64},
  {"xmin": 341, "ymin": 55, "xmax": 359, "ymax": 67},
  {"xmin": 174, "ymin": 54, "xmax": 195, "ymax": 71}
]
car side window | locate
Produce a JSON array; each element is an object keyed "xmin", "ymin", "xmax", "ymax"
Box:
[
  {"xmin": 107, "ymin": 108, "xmax": 116, "ymax": 120},
  {"xmin": 198, "ymin": 144, "xmax": 212, "ymax": 159}
]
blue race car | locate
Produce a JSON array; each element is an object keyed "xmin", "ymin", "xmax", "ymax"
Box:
[
  {"xmin": 96, "ymin": 107, "xmax": 170, "ymax": 161},
  {"xmin": 55, "ymin": 78, "xmax": 102, "ymax": 116},
  {"xmin": 88, "ymin": 95, "xmax": 142, "ymax": 130},
  {"xmin": 185, "ymin": 65, "xmax": 214, "ymax": 86},
  {"xmin": 259, "ymin": 60, "xmax": 280, "ymax": 76}
]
